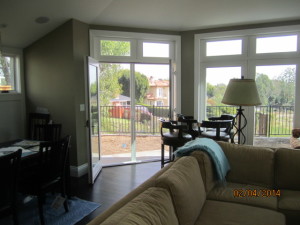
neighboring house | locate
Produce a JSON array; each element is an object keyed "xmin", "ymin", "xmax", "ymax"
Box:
[
  {"xmin": 109, "ymin": 95, "xmax": 130, "ymax": 106},
  {"xmin": 145, "ymin": 76, "xmax": 169, "ymax": 106}
]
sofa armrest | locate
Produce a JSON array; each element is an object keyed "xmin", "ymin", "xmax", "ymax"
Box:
[{"xmin": 189, "ymin": 151, "xmax": 217, "ymax": 193}]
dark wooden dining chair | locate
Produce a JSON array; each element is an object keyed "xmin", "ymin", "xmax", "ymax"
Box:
[
  {"xmin": 28, "ymin": 113, "xmax": 50, "ymax": 139},
  {"xmin": 19, "ymin": 135, "xmax": 71, "ymax": 225},
  {"xmin": 199, "ymin": 120, "xmax": 232, "ymax": 142},
  {"xmin": 208, "ymin": 114, "xmax": 236, "ymax": 143},
  {"xmin": 160, "ymin": 120, "xmax": 192, "ymax": 168},
  {"xmin": 177, "ymin": 114, "xmax": 200, "ymax": 139},
  {"xmin": 33, "ymin": 123, "xmax": 62, "ymax": 142},
  {"xmin": 0, "ymin": 149, "xmax": 22, "ymax": 225}
]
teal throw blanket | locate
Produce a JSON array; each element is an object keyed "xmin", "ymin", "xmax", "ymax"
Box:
[{"xmin": 174, "ymin": 138, "xmax": 230, "ymax": 182}]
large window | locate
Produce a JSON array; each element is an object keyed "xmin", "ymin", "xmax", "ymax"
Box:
[{"xmin": 195, "ymin": 26, "xmax": 300, "ymax": 145}]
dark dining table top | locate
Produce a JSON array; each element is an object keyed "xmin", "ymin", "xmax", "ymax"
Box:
[{"xmin": 0, "ymin": 139, "xmax": 40, "ymax": 158}]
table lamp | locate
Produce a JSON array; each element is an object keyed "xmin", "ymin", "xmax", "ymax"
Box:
[{"xmin": 221, "ymin": 77, "xmax": 261, "ymax": 144}]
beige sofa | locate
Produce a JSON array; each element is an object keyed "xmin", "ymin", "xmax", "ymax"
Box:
[{"xmin": 88, "ymin": 142, "xmax": 300, "ymax": 225}]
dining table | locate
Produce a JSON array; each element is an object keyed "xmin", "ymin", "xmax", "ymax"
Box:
[
  {"xmin": 0, "ymin": 140, "xmax": 42, "ymax": 182},
  {"xmin": 0, "ymin": 139, "xmax": 72, "ymax": 197}
]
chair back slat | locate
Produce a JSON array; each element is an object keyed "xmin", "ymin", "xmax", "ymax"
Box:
[
  {"xmin": 28, "ymin": 113, "xmax": 50, "ymax": 139},
  {"xmin": 34, "ymin": 124, "xmax": 62, "ymax": 142}
]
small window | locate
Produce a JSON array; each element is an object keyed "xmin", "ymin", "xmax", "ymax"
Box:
[
  {"xmin": 143, "ymin": 42, "xmax": 169, "ymax": 58},
  {"xmin": 206, "ymin": 40, "xmax": 242, "ymax": 56},
  {"xmin": 100, "ymin": 40, "xmax": 131, "ymax": 56},
  {"xmin": 0, "ymin": 55, "xmax": 16, "ymax": 92},
  {"xmin": 157, "ymin": 87, "xmax": 163, "ymax": 97},
  {"xmin": 256, "ymin": 35, "xmax": 297, "ymax": 54}
]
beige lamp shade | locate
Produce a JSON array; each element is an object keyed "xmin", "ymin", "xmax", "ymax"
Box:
[{"xmin": 221, "ymin": 79, "xmax": 261, "ymax": 106}]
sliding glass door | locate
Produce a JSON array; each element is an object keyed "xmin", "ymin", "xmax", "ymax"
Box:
[{"xmin": 98, "ymin": 62, "xmax": 171, "ymax": 166}]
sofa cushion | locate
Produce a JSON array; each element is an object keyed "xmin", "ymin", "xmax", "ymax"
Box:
[
  {"xmin": 276, "ymin": 148, "xmax": 300, "ymax": 190},
  {"xmin": 196, "ymin": 200, "xmax": 285, "ymax": 225},
  {"xmin": 100, "ymin": 187, "xmax": 178, "ymax": 225},
  {"xmin": 278, "ymin": 189, "xmax": 300, "ymax": 211},
  {"xmin": 156, "ymin": 156, "xmax": 206, "ymax": 225},
  {"xmin": 218, "ymin": 142, "xmax": 275, "ymax": 188},
  {"xmin": 207, "ymin": 182, "xmax": 278, "ymax": 210}
]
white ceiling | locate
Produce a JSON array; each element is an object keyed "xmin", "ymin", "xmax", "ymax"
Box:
[{"xmin": 1, "ymin": 0, "xmax": 300, "ymax": 48}]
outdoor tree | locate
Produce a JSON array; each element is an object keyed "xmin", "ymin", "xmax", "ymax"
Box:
[
  {"xmin": 100, "ymin": 40, "xmax": 130, "ymax": 56},
  {"xmin": 118, "ymin": 69, "xmax": 149, "ymax": 103},
  {"xmin": 274, "ymin": 67, "xmax": 295, "ymax": 106},
  {"xmin": 207, "ymin": 83, "xmax": 215, "ymax": 99},
  {"xmin": 206, "ymin": 83, "xmax": 227, "ymax": 106},
  {"xmin": 0, "ymin": 54, "xmax": 11, "ymax": 86},
  {"xmin": 99, "ymin": 63, "xmax": 122, "ymax": 105},
  {"xmin": 98, "ymin": 40, "xmax": 131, "ymax": 105},
  {"xmin": 255, "ymin": 73, "xmax": 274, "ymax": 105}
]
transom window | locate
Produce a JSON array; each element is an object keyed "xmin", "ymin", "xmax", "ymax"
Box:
[
  {"xmin": 90, "ymin": 30, "xmax": 176, "ymax": 64},
  {"xmin": 143, "ymin": 42, "xmax": 169, "ymax": 58},
  {"xmin": 256, "ymin": 35, "xmax": 297, "ymax": 54},
  {"xmin": 100, "ymin": 40, "xmax": 131, "ymax": 57},
  {"xmin": 206, "ymin": 39, "xmax": 242, "ymax": 56}
]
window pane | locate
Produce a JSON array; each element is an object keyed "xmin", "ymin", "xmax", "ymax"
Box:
[
  {"xmin": 100, "ymin": 40, "xmax": 131, "ymax": 56},
  {"xmin": 206, "ymin": 67, "xmax": 241, "ymax": 118},
  {"xmin": 0, "ymin": 55, "xmax": 15, "ymax": 91},
  {"xmin": 254, "ymin": 65, "xmax": 295, "ymax": 140},
  {"xmin": 206, "ymin": 40, "xmax": 242, "ymax": 56},
  {"xmin": 143, "ymin": 42, "xmax": 169, "ymax": 57},
  {"xmin": 256, "ymin": 35, "xmax": 297, "ymax": 54}
]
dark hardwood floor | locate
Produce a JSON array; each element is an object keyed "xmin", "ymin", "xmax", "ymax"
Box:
[{"xmin": 72, "ymin": 161, "xmax": 161, "ymax": 225}]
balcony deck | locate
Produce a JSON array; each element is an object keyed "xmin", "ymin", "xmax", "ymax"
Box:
[{"xmin": 97, "ymin": 135, "xmax": 292, "ymax": 166}]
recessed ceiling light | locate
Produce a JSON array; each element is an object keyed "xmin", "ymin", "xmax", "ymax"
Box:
[{"xmin": 35, "ymin": 17, "xmax": 50, "ymax": 24}]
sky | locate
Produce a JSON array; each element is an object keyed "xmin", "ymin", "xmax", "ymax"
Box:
[{"xmin": 120, "ymin": 63, "xmax": 170, "ymax": 80}]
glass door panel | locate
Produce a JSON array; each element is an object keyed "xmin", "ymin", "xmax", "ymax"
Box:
[
  {"xmin": 86, "ymin": 57, "xmax": 102, "ymax": 184},
  {"xmin": 99, "ymin": 63, "xmax": 131, "ymax": 166},
  {"xmin": 134, "ymin": 64, "xmax": 170, "ymax": 161},
  {"xmin": 98, "ymin": 62, "xmax": 172, "ymax": 165},
  {"xmin": 254, "ymin": 65, "xmax": 296, "ymax": 148}
]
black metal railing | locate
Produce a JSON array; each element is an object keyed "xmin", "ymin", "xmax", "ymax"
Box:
[
  {"xmin": 93, "ymin": 105, "xmax": 294, "ymax": 137},
  {"xmin": 255, "ymin": 105, "xmax": 294, "ymax": 136},
  {"xmin": 97, "ymin": 105, "xmax": 170, "ymax": 135},
  {"xmin": 206, "ymin": 105, "xmax": 294, "ymax": 137}
]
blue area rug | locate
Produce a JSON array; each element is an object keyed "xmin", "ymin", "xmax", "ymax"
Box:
[{"xmin": 0, "ymin": 194, "xmax": 101, "ymax": 225}]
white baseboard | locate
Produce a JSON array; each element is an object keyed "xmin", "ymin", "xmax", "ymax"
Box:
[{"xmin": 70, "ymin": 163, "xmax": 88, "ymax": 177}]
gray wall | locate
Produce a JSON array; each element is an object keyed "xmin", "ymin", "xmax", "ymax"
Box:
[{"xmin": 24, "ymin": 19, "xmax": 89, "ymax": 166}]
